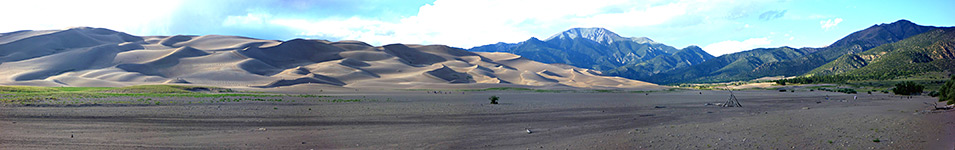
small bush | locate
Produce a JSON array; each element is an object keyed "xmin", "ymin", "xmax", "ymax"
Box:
[
  {"xmin": 928, "ymin": 91, "xmax": 940, "ymax": 97},
  {"xmin": 489, "ymin": 96, "xmax": 499, "ymax": 104},
  {"xmin": 836, "ymin": 88, "xmax": 857, "ymax": 94}
]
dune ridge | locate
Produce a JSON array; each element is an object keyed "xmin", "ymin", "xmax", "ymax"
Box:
[{"xmin": 0, "ymin": 27, "xmax": 661, "ymax": 89}]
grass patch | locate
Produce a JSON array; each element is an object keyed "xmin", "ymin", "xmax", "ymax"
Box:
[
  {"xmin": 50, "ymin": 87, "xmax": 115, "ymax": 92},
  {"xmin": 100, "ymin": 85, "xmax": 234, "ymax": 93},
  {"xmin": 316, "ymin": 99, "xmax": 363, "ymax": 103},
  {"xmin": 0, "ymin": 85, "xmax": 328, "ymax": 105},
  {"xmin": 0, "ymin": 86, "xmax": 57, "ymax": 93}
]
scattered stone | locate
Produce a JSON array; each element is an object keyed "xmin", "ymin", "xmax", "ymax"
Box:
[
  {"xmin": 258, "ymin": 127, "xmax": 267, "ymax": 131},
  {"xmin": 526, "ymin": 128, "xmax": 532, "ymax": 134},
  {"xmin": 802, "ymin": 107, "xmax": 810, "ymax": 110}
]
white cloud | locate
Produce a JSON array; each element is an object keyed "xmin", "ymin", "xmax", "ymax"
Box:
[
  {"xmin": 0, "ymin": 0, "xmax": 791, "ymax": 49},
  {"xmin": 0, "ymin": 0, "xmax": 182, "ymax": 35},
  {"xmin": 271, "ymin": 17, "xmax": 399, "ymax": 43},
  {"xmin": 702, "ymin": 37, "xmax": 772, "ymax": 56},
  {"xmin": 223, "ymin": 13, "xmax": 272, "ymax": 27},
  {"xmin": 245, "ymin": 0, "xmax": 778, "ymax": 48},
  {"xmin": 820, "ymin": 18, "xmax": 843, "ymax": 30}
]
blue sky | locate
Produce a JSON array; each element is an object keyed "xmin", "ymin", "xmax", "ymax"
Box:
[{"xmin": 1, "ymin": 0, "xmax": 952, "ymax": 56}]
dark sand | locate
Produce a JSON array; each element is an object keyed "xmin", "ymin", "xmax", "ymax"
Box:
[{"xmin": 1, "ymin": 90, "xmax": 953, "ymax": 149}]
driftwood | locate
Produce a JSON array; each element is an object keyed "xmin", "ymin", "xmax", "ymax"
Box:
[
  {"xmin": 924, "ymin": 102, "xmax": 953, "ymax": 110},
  {"xmin": 721, "ymin": 91, "xmax": 742, "ymax": 107}
]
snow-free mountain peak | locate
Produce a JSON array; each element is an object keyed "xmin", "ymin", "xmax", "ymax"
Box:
[{"xmin": 545, "ymin": 27, "xmax": 655, "ymax": 44}]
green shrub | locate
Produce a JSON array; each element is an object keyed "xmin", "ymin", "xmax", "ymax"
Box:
[
  {"xmin": 893, "ymin": 81, "xmax": 924, "ymax": 95},
  {"xmin": 940, "ymin": 76, "xmax": 955, "ymax": 105},
  {"xmin": 489, "ymin": 96, "xmax": 499, "ymax": 104},
  {"xmin": 836, "ymin": 88, "xmax": 857, "ymax": 94}
]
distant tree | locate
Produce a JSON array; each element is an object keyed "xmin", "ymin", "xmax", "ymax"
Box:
[
  {"xmin": 940, "ymin": 76, "xmax": 955, "ymax": 105},
  {"xmin": 893, "ymin": 81, "xmax": 924, "ymax": 95}
]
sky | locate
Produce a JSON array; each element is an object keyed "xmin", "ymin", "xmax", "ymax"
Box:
[{"xmin": 1, "ymin": 0, "xmax": 953, "ymax": 56}]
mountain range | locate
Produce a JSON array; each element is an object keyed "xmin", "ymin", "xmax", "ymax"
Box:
[
  {"xmin": 470, "ymin": 19, "xmax": 952, "ymax": 84},
  {"xmin": 0, "ymin": 27, "xmax": 660, "ymax": 89},
  {"xmin": 469, "ymin": 27, "xmax": 713, "ymax": 81}
]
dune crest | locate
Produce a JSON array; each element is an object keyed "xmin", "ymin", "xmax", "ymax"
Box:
[{"xmin": 0, "ymin": 27, "xmax": 661, "ymax": 89}]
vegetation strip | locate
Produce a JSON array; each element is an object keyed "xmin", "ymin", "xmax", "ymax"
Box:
[{"xmin": 0, "ymin": 85, "xmax": 339, "ymax": 105}]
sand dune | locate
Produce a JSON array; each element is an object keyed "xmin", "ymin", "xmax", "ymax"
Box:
[{"xmin": 0, "ymin": 27, "xmax": 662, "ymax": 90}]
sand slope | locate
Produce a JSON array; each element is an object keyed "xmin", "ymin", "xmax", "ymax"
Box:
[{"xmin": 0, "ymin": 27, "xmax": 661, "ymax": 89}]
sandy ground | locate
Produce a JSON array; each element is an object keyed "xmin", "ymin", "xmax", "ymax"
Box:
[{"xmin": 1, "ymin": 89, "xmax": 953, "ymax": 149}]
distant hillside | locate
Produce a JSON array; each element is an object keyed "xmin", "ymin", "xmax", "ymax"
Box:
[
  {"xmin": 646, "ymin": 46, "xmax": 811, "ymax": 84},
  {"xmin": 806, "ymin": 27, "xmax": 955, "ymax": 79},
  {"xmin": 468, "ymin": 42, "xmax": 518, "ymax": 53},
  {"xmin": 749, "ymin": 20, "xmax": 940, "ymax": 78},
  {"xmin": 647, "ymin": 19, "xmax": 942, "ymax": 84},
  {"xmin": 604, "ymin": 45, "xmax": 713, "ymax": 80}
]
